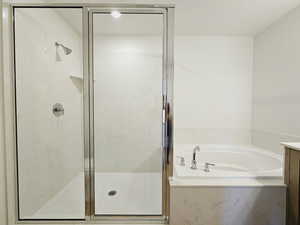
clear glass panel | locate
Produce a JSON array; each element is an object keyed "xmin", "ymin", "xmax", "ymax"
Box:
[
  {"xmin": 14, "ymin": 8, "xmax": 84, "ymax": 219},
  {"xmin": 93, "ymin": 12, "xmax": 163, "ymax": 215}
]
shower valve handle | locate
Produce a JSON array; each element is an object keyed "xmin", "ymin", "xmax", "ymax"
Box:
[
  {"xmin": 176, "ymin": 156, "xmax": 185, "ymax": 166},
  {"xmin": 204, "ymin": 162, "xmax": 215, "ymax": 172}
]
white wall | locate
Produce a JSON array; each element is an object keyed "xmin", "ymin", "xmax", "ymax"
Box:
[
  {"xmin": 174, "ymin": 36, "xmax": 253, "ymax": 146},
  {"xmin": 0, "ymin": 1, "xmax": 8, "ymax": 224},
  {"xmin": 252, "ymin": 6, "xmax": 300, "ymax": 154},
  {"xmin": 14, "ymin": 8, "xmax": 84, "ymax": 218},
  {"xmin": 93, "ymin": 35, "xmax": 254, "ymax": 171}
]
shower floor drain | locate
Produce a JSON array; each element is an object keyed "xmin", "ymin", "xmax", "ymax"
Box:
[{"xmin": 108, "ymin": 190, "xmax": 117, "ymax": 196}]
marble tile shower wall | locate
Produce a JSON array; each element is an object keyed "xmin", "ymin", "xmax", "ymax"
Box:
[{"xmin": 93, "ymin": 36, "xmax": 163, "ymax": 173}]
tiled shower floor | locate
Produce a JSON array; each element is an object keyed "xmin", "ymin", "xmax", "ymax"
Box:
[{"xmin": 32, "ymin": 172, "xmax": 162, "ymax": 219}]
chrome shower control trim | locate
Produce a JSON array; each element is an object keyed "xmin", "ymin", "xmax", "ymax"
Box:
[{"xmin": 52, "ymin": 103, "xmax": 64, "ymax": 117}]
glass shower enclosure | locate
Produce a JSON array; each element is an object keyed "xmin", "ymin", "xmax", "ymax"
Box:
[{"xmin": 12, "ymin": 4, "xmax": 174, "ymax": 223}]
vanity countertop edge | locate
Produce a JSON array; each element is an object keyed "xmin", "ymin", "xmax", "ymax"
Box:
[{"xmin": 281, "ymin": 142, "xmax": 300, "ymax": 151}]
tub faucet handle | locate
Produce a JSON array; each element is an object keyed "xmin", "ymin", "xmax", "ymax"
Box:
[
  {"xmin": 176, "ymin": 156, "xmax": 185, "ymax": 166},
  {"xmin": 204, "ymin": 162, "xmax": 215, "ymax": 172}
]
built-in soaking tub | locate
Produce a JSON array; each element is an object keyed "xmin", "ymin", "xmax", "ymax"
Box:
[
  {"xmin": 170, "ymin": 144, "xmax": 284, "ymax": 186},
  {"xmin": 169, "ymin": 145, "xmax": 286, "ymax": 225},
  {"xmin": 174, "ymin": 145, "xmax": 282, "ymax": 179}
]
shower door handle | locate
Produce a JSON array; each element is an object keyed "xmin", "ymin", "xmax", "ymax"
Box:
[{"xmin": 165, "ymin": 102, "xmax": 172, "ymax": 165}]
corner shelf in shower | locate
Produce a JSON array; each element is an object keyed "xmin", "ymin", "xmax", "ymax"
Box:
[
  {"xmin": 69, "ymin": 75, "xmax": 96, "ymax": 93},
  {"xmin": 69, "ymin": 75, "xmax": 96, "ymax": 82}
]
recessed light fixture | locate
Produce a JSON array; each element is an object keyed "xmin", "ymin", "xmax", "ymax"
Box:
[
  {"xmin": 3, "ymin": 9, "xmax": 7, "ymax": 19},
  {"xmin": 111, "ymin": 10, "xmax": 121, "ymax": 19}
]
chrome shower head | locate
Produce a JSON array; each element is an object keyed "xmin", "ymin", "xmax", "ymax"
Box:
[
  {"xmin": 55, "ymin": 42, "xmax": 72, "ymax": 55},
  {"xmin": 63, "ymin": 46, "xmax": 72, "ymax": 55}
]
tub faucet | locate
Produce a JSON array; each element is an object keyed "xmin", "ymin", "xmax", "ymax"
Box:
[{"xmin": 191, "ymin": 145, "xmax": 200, "ymax": 170}]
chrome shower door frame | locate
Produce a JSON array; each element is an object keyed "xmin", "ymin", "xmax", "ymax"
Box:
[
  {"xmin": 4, "ymin": 3, "xmax": 174, "ymax": 224},
  {"xmin": 86, "ymin": 6, "xmax": 174, "ymax": 223}
]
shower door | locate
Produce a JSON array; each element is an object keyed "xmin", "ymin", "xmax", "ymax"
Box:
[
  {"xmin": 14, "ymin": 7, "xmax": 85, "ymax": 220},
  {"xmin": 12, "ymin": 4, "xmax": 173, "ymax": 222},
  {"xmin": 89, "ymin": 8, "xmax": 169, "ymax": 218}
]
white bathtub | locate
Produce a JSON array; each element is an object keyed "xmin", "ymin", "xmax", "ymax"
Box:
[
  {"xmin": 170, "ymin": 145, "xmax": 285, "ymax": 225},
  {"xmin": 174, "ymin": 145, "xmax": 283, "ymax": 179}
]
